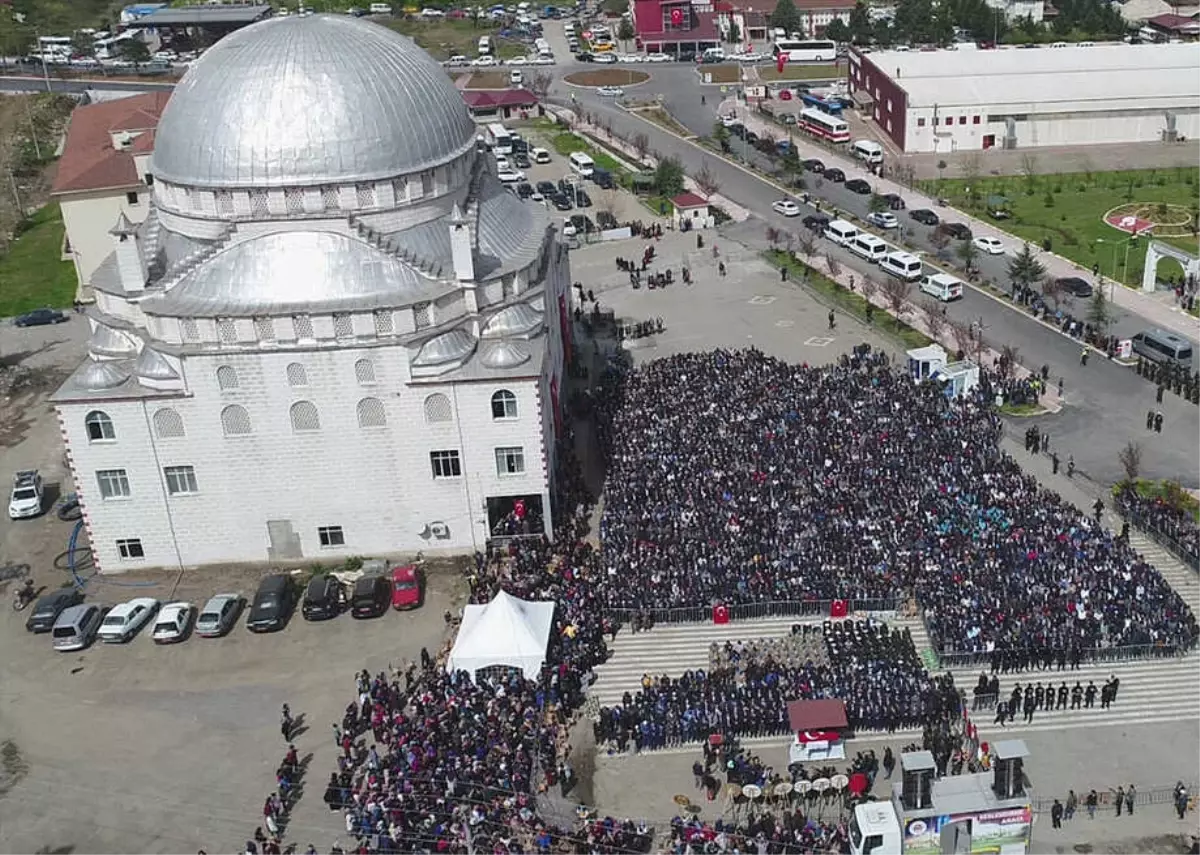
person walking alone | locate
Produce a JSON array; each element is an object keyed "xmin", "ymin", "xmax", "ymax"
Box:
[
  {"xmin": 1051, "ymin": 800, "xmax": 1063, "ymax": 829},
  {"xmin": 1114, "ymin": 786, "xmax": 1125, "ymax": 817},
  {"xmin": 1086, "ymin": 790, "xmax": 1098, "ymax": 819}
]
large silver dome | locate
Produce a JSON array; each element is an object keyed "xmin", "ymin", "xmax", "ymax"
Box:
[{"xmin": 151, "ymin": 15, "xmax": 477, "ymax": 189}]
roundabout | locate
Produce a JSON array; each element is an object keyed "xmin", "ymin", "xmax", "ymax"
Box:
[
  {"xmin": 1104, "ymin": 202, "xmax": 1197, "ymax": 239},
  {"xmin": 564, "ymin": 69, "xmax": 651, "ymax": 88}
]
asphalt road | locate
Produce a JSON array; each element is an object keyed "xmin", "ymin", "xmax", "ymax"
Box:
[{"xmin": 0, "ymin": 74, "xmax": 175, "ymax": 93}]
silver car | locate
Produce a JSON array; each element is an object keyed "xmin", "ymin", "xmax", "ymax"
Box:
[{"xmin": 195, "ymin": 593, "xmax": 241, "ymax": 638}]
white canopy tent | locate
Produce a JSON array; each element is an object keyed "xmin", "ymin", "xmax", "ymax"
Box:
[{"xmin": 447, "ymin": 589, "xmax": 555, "ymax": 681}]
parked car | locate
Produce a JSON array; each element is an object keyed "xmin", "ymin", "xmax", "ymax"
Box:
[
  {"xmin": 802, "ymin": 158, "xmax": 825, "ymax": 173},
  {"xmin": 802, "ymin": 214, "xmax": 830, "ymax": 232},
  {"xmin": 1055, "ymin": 276, "xmax": 1093, "ymax": 298},
  {"xmin": 515, "ymin": 181, "xmax": 534, "ymax": 199},
  {"xmin": 513, "ymin": 152, "xmax": 531, "ymax": 169},
  {"xmin": 593, "ymin": 53, "xmax": 617, "ymax": 65},
  {"xmin": 909, "ymin": 208, "xmax": 939, "ymax": 226},
  {"xmin": 551, "ymin": 194, "xmax": 573, "ymax": 211},
  {"xmin": 939, "ymin": 222, "xmax": 972, "ymax": 240},
  {"xmin": 151, "ymin": 602, "xmax": 194, "ymax": 643},
  {"xmin": 350, "ymin": 575, "xmax": 390, "ymax": 619},
  {"xmin": 496, "ymin": 169, "xmax": 525, "ymax": 183},
  {"xmin": 14, "ymin": 308, "xmax": 68, "ymax": 327},
  {"xmin": 867, "ymin": 211, "xmax": 899, "ymax": 229},
  {"xmin": 574, "ymin": 51, "xmax": 593, "ymax": 61},
  {"xmin": 531, "ymin": 147, "xmax": 551, "ymax": 163},
  {"xmin": 391, "ymin": 565, "xmax": 425, "ymax": 610},
  {"xmin": 52, "ymin": 603, "xmax": 105, "ymax": 652},
  {"xmin": 881, "ymin": 193, "xmax": 906, "ymax": 210},
  {"xmin": 845, "ymin": 178, "xmax": 872, "ymax": 195},
  {"xmin": 772, "ymin": 199, "xmax": 801, "ymax": 217},
  {"xmin": 535, "ymin": 180, "xmax": 557, "ymax": 196},
  {"xmin": 196, "ymin": 593, "xmax": 241, "ymax": 637},
  {"xmin": 645, "ymin": 52, "xmax": 670, "ymax": 62},
  {"xmin": 973, "ymin": 235, "xmax": 1006, "ymax": 255},
  {"xmin": 596, "ymin": 84, "xmax": 623, "ymax": 95},
  {"xmin": 26, "ymin": 589, "xmax": 84, "ymax": 634},
  {"xmin": 98, "ymin": 597, "xmax": 160, "ymax": 643},
  {"xmin": 823, "ymin": 168, "xmax": 845, "ymax": 183},
  {"xmin": 302, "ymin": 574, "xmax": 344, "ymax": 621},
  {"xmin": 246, "ymin": 574, "xmax": 296, "ymax": 633},
  {"xmin": 591, "ymin": 167, "xmax": 614, "ymax": 189},
  {"xmin": 8, "ymin": 469, "xmax": 43, "ymax": 519}
]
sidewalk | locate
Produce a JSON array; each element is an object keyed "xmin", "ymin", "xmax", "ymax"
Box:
[
  {"xmin": 1030, "ymin": 800, "xmax": 1199, "ymax": 853},
  {"xmin": 719, "ymin": 98, "xmax": 1200, "ymax": 341}
]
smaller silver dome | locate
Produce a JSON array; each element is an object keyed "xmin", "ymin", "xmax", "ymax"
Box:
[
  {"xmin": 480, "ymin": 341, "xmax": 531, "ymax": 369},
  {"xmin": 481, "ymin": 303, "xmax": 543, "ymax": 340},
  {"xmin": 89, "ymin": 324, "xmax": 138, "ymax": 359},
  {"xmin": 76, "ymin": 359, "xmax": 131, "ymax": 391},
  {"xmin": 134, "ymin": 347, "xmax": 180, "ymax": 381},
  {"xmin": 412, "ymin": 328, "xmax": 476, "ymax": 367}
]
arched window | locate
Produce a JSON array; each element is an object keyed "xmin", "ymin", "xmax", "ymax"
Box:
[
  {"xmin": 84, "ymin": 410, "xmax": 115, "ymax": 441},
  {"xmin": 152, "ymin": 408, "xmax": 185, "ymax": 439},
  {"xmin": 216, "ymin": 365, "xmax": 238, "ymax": 390},
  {"xmin": 356, "ymin": 397, "xmax": 387, "ymax": 428},
  {"xmin": 220, "ymin": 404, "xmax": 252, "ymax": 436},
  {"xmin": 290, "ymin": 400, "xmax": 320, "ymax": 432},
  {"xmin": 354, "ymin": 358, "xmax": 376, "ymax": 385},
  {"xmin": 424, "ymin": 393, "xmax": 452, "ymax": 424},
  {"xmin": 491, "ymin": 389, "xmax": 518, "ymax": 420},
  {"xmin": 286, "ymin": 362, "xmax": 308, "ymax": 387}
]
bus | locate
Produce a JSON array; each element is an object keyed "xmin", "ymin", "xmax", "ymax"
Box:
[
  {"xmin": 797, "ymin": 108, "xmax": 850, "ymax": 143},
  {"xmin": 773, "ymin": 39, "xmax": 837, "ymax": 62},
  {"xmin": 485, "ymin": 123, "xmax": 513, "ymax": 154},
  {"xmin": 801, "ymin": 92, "xmax": 842, "ymax": 115}
]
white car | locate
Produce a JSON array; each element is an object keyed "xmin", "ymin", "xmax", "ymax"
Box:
[
  {"xmin": 645, "ymin": 52, "xmax": 671, "ymax": 62},
  {"xmin": 617, "ymin": 53, "xmax": 642, "ymax": 63},
  {"xmin": 562, "ymin": 219, "xmax": 578, "ymax": 237},
  {"xmin": 531, "ymin": 147, "xmax": 551, "ymax": 163},
  {"xmin": 8, "ymin": 470, "xmax": 43, "ymax": 519},
  {"xmin": 772, "ymin": 199, "xmax": 801, "ymax": 217},
  {"xmin": 195, "ymin": 593, "xmax": 241, "ymax": 638},
  {"xmin": 596, "ymin": 85, "xmax": 624, "ymax": 96},
  {"xmin": 721, "ymin": 114, "xmax": 739, "ymax": 127},
  {"xmin": 495, "ymin": 155, "xmax": 510, "ymax": 170},
  {"xmin": 735, "ymin": 51, "xmax": 764, "ymax": 62},
  {"xmin": 867, "ymin": 211, "xmax": 899, "ymax": 229},
  {"xmin": 472, "ymin": 55, "xmax": 498, "ymax": 66},
  {"xmin": 531, "ymin": 55, "xmax": 555, "ymax": 65},
  {"xmin": 98, "ymin": 597, "xmax": 160, "ymax": 643},
  {"xmin": 592, "ymin": 52, "xmax": 617, "ymax": 64},
  {"xmin": 445, "ymin": 54, "xmax": 470, "ymax": 66},
  {"xmin": 505, "ymin": 55, "xmax": 529, "ymax": 65},
  {"xmin": 151, "ymin": 602, "xmax": 194, "ymax": 644},
  {"xmin": 973, "ymin": 235, "xmax": 1006, "ymax": 255},
  {"xmin": 497, "ymin": 169, "xmax": 526, "ymax": 183}
]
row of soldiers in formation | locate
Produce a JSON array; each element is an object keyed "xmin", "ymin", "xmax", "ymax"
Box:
[{"xmin": 972, "ymin": 674, "xmax": 1122, "ymax": 725}]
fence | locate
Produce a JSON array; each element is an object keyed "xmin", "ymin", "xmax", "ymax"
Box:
[
  {"xmin": 1116, "ymin": 506, "xmax": 1200, "ymax": 572},
  {"xmin": 1031, "ymin": 783, "xmax": 1198, "ymax": 815},
  {"xmin": 605, "ymin": 596, "xmax": 901, "ymax": 626},
  {"xmin": 934, "ymin": 639, "xmax": 1195, "ymax": 670}
]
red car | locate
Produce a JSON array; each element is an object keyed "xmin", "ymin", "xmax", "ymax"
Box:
[{"xmin": 390, "ymin": 565, "xmax": 425, "ymax": 610}]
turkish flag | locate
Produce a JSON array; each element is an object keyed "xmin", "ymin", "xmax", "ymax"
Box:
[
  {"xmin": 514, "ymin": 499, "xmax": 526, "ymax": 520},
  {"xmin": 712, "ymin": 605, "xmax": 729, "ymax": 625},
  {"xmin": 830, "ymin": 599, "xmax": 848, "ymax": 618},
  {"xmin": 777, "ymin": 52, "xmax": 787, "ymax": 74},
  {"xmin": 670, "ymin": 7, "xmax": 682, "ymax": 25}
]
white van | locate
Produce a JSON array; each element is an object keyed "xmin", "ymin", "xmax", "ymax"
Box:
[
  {"xmin": 478, "ymin": 35, "xmax": 493, "ymax": 55},
  {"xmin": 568, "ymin": 151, "xmax": 595, "ymax": 177},
  {"xmin": 851, "ymin": 139, "xmax": 883, "ymax": 165},
  {"xmin": 824, "ymin": 219, "xmax": 859, "ymax": 247},
  {"xmin": 849, "ymin": 233, "xmax": 889, "ymax": 263},
  {"xmin": 702, "ymin": 47, "xmax": 726, "ymax": 62},
  {"xmin": 880, "ymin": 250, "xmax": 923, "ymax": 281},
  {"xmin": 368, "ymin": 2, "xmax": 392, "ymax": 12},
  {"xmin": 919, "ymin": 272, "xmax": 964, "ymax": 302}
]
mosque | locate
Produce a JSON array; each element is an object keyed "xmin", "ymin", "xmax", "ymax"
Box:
[{"xmin": 51, "ymin": 14, "xmax": 571, "ymax": 571}]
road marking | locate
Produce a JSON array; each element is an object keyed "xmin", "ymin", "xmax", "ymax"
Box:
[
  {"xmin": 775, "ymin": 320, "xmax": 795, "ymax": 328},
  {"xmin": 804, "ymin": 336, "xmax": 834, "ymax": 346},
  {"xmin": 748, "ymin": 295, "xmax": 777, "ymax": 305}
]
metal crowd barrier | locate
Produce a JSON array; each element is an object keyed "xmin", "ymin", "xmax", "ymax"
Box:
[
  {"xmin": 933, "ymin": 640, "xmax": 1193, "ymax": 670},
  {"xmin": 1116, "ymin": 506, "xmax": 1200, "ymax": 572},
  {"xmin": 1032, "ymin": 783, "xmax": 1198, "ymax": 814},
  {"xmin": 606, "ymin": 597, "xmax": 901, "ymax": 626}
]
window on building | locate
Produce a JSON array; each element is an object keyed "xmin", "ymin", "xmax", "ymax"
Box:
[
  {"xmin": 116, "ymin": 538, "xmax": 144, "ymax": 559},
  {"xmin": 357, "ymin": 397, "xmax": 387, "ymax": 428},
  {"xmin": 959, "ymin": 116, "xmax": 966, "ymax": 125},
  {"xmin": 373, "ymin": 309, "xmax": 394, "ymax": 336},
  {"xmin": 354, "ymin": 358, "xmax": 376, "ymax": 385},
  {"xmin": 254, "ymin": 317, "xmax": 275, "ymax": 342},
  {"xmin": 495, "ymin": 446, "xmax": 525, "ymax": 476},
  {"xmin": 885, "ymin": 99, "xmax": 892, "ymax": 112},
  {"xmin": 321, "ymin": 185, "xmax": 340, "ymax": 210},
  {"xmin": 181, "ymin": 318, "xmax": 200, "ymax": 342},
  {"xmin": 163, "ymin": 465, "xmax": 198, "ymax": 495},
  {"xmin": 286, "ymin": 362, "xmax": 308, "ymax": 387},
  {"xmin": 221, "ymin": 404, "xmax": 252, "ymax": 436},
  {"xmin": 430, "ymin": 450, "xmax": 462, "ymax": 479},
  {"xmin": 217, "ymin": 318, "xmax": 238, "ymax": 344},
  {"xmin": 886, "ymin": 119, "xmax": 892, "ymax": 133},
  {"xmin": 292, "ymin": 314, "xmax": 314, "ymax": 340},
  {"xmin": 421, "ymin": 171, "xmax": 433, "ymax": 196},
  {"xmin": 973, "ymin": 115, "xmax": 981, "ymax": 125},
  {"xmin": 250, "ymin": 189, "xmax": 270, "ymax": 217},
  {"xmin": 413, "ymin": 302, "xmax": 432, "ymax": 330},
  {"xmin": 491, "ymin": 389, "xmax": 518, "ymax": 419},
  {"xmin": 96, "ymin": 469, "xmax": 131, "ymax": 500},
  {"xmin": 153, "ymin": 408, "xmax": 185, "ymax": 438},
  {"xmin": 290, "ymin": 400, "xmax": 321, "ymax": 432},
  {"xmin": 318, "ymin": 525, "xmax": 345, "ymax": 547},
  {"xmin": 285, "ymin": 187, "xmax": 304, "ymax": 214},
  {"xmin": 333, "ymin": 313, "xmax": 354, "ymax": 339},
  {"xmin": 126, "ymin": 191, "xmax": 139, "ymax": 205},
  {"xmin": 85, "ymin": 410, "xmax": 115, "ymax": 441},
  {"xmin": 145, "ymin": 173, "xmax": 154, "ymax": 186},
  {"xmin": 216, "ymin": 365, "xmax": 239, "ymax": 390},
  {"xmin": 424, "ymin": 393, "xmax": 452, "ymax": 424},
  {"xmin": 917, "ymin": 117, "xmax": 926, "ymax": 127},
  {"xmin": 356, "ymin": 183, "xmax": 376, "ymax": 209},
  {"xmin": 215, "ymin": 190, "xmax": 234, "ymax": 215}
]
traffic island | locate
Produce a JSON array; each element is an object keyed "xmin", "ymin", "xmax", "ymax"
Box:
[{"xmin": 564, "ymin": 69, "xmax": 650, "ymax": 88}]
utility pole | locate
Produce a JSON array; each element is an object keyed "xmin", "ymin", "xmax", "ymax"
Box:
[
  {"xmin": 8, "ymin": 168, "xmax": 22, "ymax": 215},
  {"xmin": 23, "ymin": 97, "xmax": 41, "ymax": 161}
]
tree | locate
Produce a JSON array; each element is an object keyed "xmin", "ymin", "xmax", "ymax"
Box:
[
  {"xmin": 825, "ymin": 17, "xmax": 852, "ymax": 43},
  {"xmin": 999, "ymin": 344, "xmax": 1020, "ymax": 380},
  {"xmin": 1040, "ymin": 275, "xmax": 1065, "ymax": 310},
  {"xmin": 1006, "ymin": 243, "xmax": 1046, "ymax": 296},
  {"xmin": 824, "ymin": 252, "xmax": 841, "ymax": 279},
  {"xmin": 848, "ymin": 1, "xmax": 872, "ymax": 43},
  {"xmin": 617, "ymin": 17, "xmax": 635, "ymax": 49},
  {"xmin": 1020, "ymin": 153, "xmax": 1039, "ymax": 194},
  {"xmin": 950, "ymin": 319, "xmax": 974, "ymax": 359},
  {"xmin": 70, "ymin": 31, "xmax": 95, "ymax": 62},
  {"xmin": 632, "ymin": 132, "xmax": 650, "ymax": 164},
  {"xmin": 868, "ymin": 193, "xmax": 888, "ymax": 215},
  {"xmin": 1086, "ymin": 287, "xmax": 1113, "ymax": 331},
  {"xmin": 956, "ymin": 238, "xmax": 978, "ymax": 274},
  {"xmin": 727, "ymin": 21, "xmax": 741, "ymax": 44},
  {"xmin": 528, "ymin": 71, "xmax": 552, "ymax": 99},
  {"xmin": 860, "ymin": 275, "xmax": 878, "ymax": 301},
  {"xmin": 713, "ymin": 122, "xmax": 731, "ymax": 154},
  {"xmin": 766, "ymin": 226, "xmax": 781, "ymax": 248},
  {"xmin": 118, "ymin": 38, "xmax": 151, "ymax": 66},
  {"xmin": 783, "ymin": 232, "xmax": 796, "ymax": 255},
  {"xmin": 881, "ymin": 276, "xmax": 912, "ymax": 318},
  {"xmin": 1117, "ymin": 441, "xmax": 1142, "ymax": 485},
  {"xmin": 770, "ymin": 0, "xmax": 803, "ymax": 35},
  {"xmin": 919, "ymin": 299, "xmax": 947, "ymax": 341},
  {"xmin": 797, "ymin": 233, "xmax": 817, "ymax": 262},
  {"xmin": 694, "ymin": 162, "xmax": 720, "ymax": 197},
  {"xmin": 929, "ymin": 227, "xmax": 951, "ymax": 259},
  {"xmin": 959, "ymin": 153, "xmax": 982, "ymax": 204},
  {"xmin": 654, "ymin": 156, "xmax": 685, "ymax": 197}
]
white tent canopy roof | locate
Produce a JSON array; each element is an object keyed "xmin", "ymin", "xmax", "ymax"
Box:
[{"xmin": 447, "ymin": 589, "xmax": 554, "ymax": 681}]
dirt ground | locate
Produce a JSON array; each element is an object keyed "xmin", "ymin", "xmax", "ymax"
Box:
[{"xmin": 565, "ymin": 69, "xmax": 651, "ymax": 87}]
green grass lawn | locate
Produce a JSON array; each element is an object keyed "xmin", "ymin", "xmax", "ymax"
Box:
[
  {"xmin": 0, "ymin": 203, "xmax": 77, "ymax": 318},
  {"xmin": 766, "ymin": 249, "xmax": 932, "ymax": 349},
  {"xmin": 1122, "ymin": 478, "xmax": 1200, "ymax": 522},
  {"xmin": 700, "ymin": 64, "xmax": 742, "ymax": 85},
  {"xmin": 924, "ymin": 168, "xmax": 1200, "ymax": 287},
  {"xmin": 758, "ymin": 63, "xmax": 842, "ymax": 81},
  {"xmin": 635, "ymin": 107, "xmax": 692, "ymax": 138},
  {"xmin": 383, "ymin": 18, "xmax": 527, "ymax": 60}
]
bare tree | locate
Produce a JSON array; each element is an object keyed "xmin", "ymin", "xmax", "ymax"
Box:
[
  {"xmin": 1020, "ymin": 154, "xmax": 1039, "ymax": 192},
  {"xmin": 782, "ymin": 232, "xmax": 796, "ymax": 255},
  {"xmin": 797, "ymin": 233, "xmax": 817, "ymax": 262},
  {"xmin": 880, "ymin": 277, "xmax": 912, "ymax": 319},
  {"xmin": 766, "ymin": 226, "xmax": 781, "ymax": 248},
  {"xmin": 960, "ymin": 154, "xmax": 982, "ymax": 205},
  {"xmin": 860, "ymin": 275, "xmax": 878, "ymax": 302},
  {"xmin": 950, "ymin": 320, "xmax": 974, "ymax": 359},
  {"xmin": 694, "ymin": 161, "xmax": 720, "ymax": 197},
  {"xmin": 929, "ymin": 227, "xmax": 951, "ymax": 259},
  {"xmin": 632, "ymin": 132, "xmax": 650, "ymax": 164},
  {"xmin": 1040, "ymin": 275, "xmax": 1065, "ymax": 311},
  {"xmin": 919, "ymin": 299, "xmax": 948, "ymax": 341},
  {"xmin": 824, "ymin": 253, "xmax": 841, "ymax": 279},
  {"xmin": 528, "ymin": 71, "xmax": 552, "ymax": 99},
  {"xmin": 1117, "ymin": 441, "xmax": 1142, "ymax": 485},
  {"xmin": 999, "ymin": 344, "xmax": 1020, "ymax": 380}
]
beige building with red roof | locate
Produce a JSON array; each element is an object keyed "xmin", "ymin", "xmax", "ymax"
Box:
[{"xmin": 51, "ymin": 91, "xmax": 170, "ymax": 293}]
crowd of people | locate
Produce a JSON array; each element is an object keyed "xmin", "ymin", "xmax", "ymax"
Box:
[
  {"xmin": 594, "ymin": 349, "xmax": 1198, "ymax": 662},
  {"xmin": 1113, "ymin": 482, "xmax": 1200, "ymax": 567}
]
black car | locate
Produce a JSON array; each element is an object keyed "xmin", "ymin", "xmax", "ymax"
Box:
[
  {"xmin": 882, "ymin": 193, "xmax": 905, "ymax": 210},
  {"xmin": 513, "ymin": 152, "xmax": 531, "ymax": 169},
  {"xmin": 15, "ymin": 308, "xmax": 68, "ymax": 327},
  {"xmin": 802, "ymin": 214, "xmax": 830, "ymax": 232},
  {"xmin": 591, "ymin": 167, "xmax": 614, "ymax": 189},
  {"xmin": 246, "ymin": 573, "xmax": 296, "ymax": 632},
  {"xmin": 301, "ymin": 574, "xmax": 343, "ymax": 621},
  {"xmin": 515, "ymin": 182, "xmax": 534, "ymax": 199},
  {"xmin": 1056, "ymin": 276, "xmax": 1094, "ymax": 298},
  {"xmin": 845, "ymin": 178, "xmax": 872, "ymax": 195},
  {"xmin": 575, "ymin": 51, "xmax": 593, "ymax": 61},
  {"xmin": 535, "ymin": 180, "xmax": 557, "ymax": 196},
  {"xmin": 744, "ymin": 131, "xmax": 759, "ymax": 145},
  {"xmin": 802, "ymin": 158, "xmax": 825, "ymax": 173},
  {"xmin": 350, "ymin": 575, "xmax": 390, "ymax": 619},
  {"xmin": 940, "ymin": 222, "xmax": 973, "ymax": 240},
  {"xmin": 909, "ymin": 208, "xmax": 940, "ymax": 226},
  {"xmin": 26, "ymin": 589, "xmax": 84, "ymax": 634},
  {"xmin": 569, "ymin": 214, "xmax": 596, "ymax": 234},
  {"xmin": 823, "ymin": 167, "xmax": 845, "ymax": 182},
  {"xmin": 551, "ymin": 193, "xmax": 573, "ymax": 211},
  {"xmin": 678, "ymin": 50, "xmax": 696, "ymax": 62},
  {"xmin": 728, "ymin": 123, "xmax": 745, "ymax": 138}
]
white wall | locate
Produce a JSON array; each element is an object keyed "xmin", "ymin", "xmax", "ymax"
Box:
[{"xmin": 59, "ymin": 187, "xmax": 150, "ymax": 288}]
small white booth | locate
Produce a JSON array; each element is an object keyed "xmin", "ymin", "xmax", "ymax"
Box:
[
  {"xmin": 447, "ymin": 589, "xmax": 555, "ymax": 681},
  {"xmin": 906, "ymin": 344, "xmax": 979, "ymax": 399}
]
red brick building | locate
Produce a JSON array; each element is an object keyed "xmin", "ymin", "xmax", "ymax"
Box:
[{"xmin": 632, "ymin": 0, "xmax": 722, "ymax": 53}]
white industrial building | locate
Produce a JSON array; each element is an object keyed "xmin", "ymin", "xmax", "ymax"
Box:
[
  {"xmin": 850, "ymin": 42, "xmax": 1200, "ymax": 153},
  {"xmin": 52, "ymin": 14, "xmax": 571, "ymax": 572}
]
